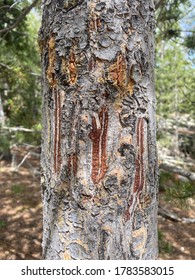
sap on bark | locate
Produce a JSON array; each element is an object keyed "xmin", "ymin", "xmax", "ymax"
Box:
[
  {"xmin": 108, "ymin": 53, "xmax": 135, "ymax": 96},
  {"xmin": 89, "ymin": 16, "xmax": 101, "ymax": 32},
  {"xmin": 59, "ymin": 49, "xmax": 78, "ymax": 85},
  {"xmin": 46, "ymin": 35, "xmax": 57, "ymax": 88},
  {"xmin": 68, "ymin": 49, "xmax": 77, "ymax": 84},
  {"xmin": 89, "ymin": 106, "xmax": 108, "ymax": 184}
]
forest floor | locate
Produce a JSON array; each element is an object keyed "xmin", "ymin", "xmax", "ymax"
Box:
[{"xmin": 0, "ymin": 158, "xmax": 194, "ymax": 260}]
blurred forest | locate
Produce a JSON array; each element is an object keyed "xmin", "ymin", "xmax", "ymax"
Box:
[{"xmin": 0, "ymin": 0, "xmax": 195, "ymax": 259}]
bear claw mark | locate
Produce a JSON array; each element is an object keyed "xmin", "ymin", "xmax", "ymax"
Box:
[{"xmin": 89, "ymin": 106, "xmax": 109, "ymax": 184}]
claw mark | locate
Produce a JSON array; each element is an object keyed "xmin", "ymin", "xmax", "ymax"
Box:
[
  {"xmin": 133, "ymin": 117, "xmax": 145, "ymax": 193},
  {"xmin": 89, "ymin": 106, "xmax": 109, "ymax": 184},
  {"xmin": 125, "ymin": 117, "xmax": 146, "ymax": 221}
]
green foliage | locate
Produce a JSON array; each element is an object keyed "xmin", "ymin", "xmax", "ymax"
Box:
[
  {"xmin": 158, "ymin": 229, "xmax": 173, "ymax": 255},
  {"xmin": 0, "ymin": 220, "xmax": 7, "ymax": 228},
  {"xmin": 14, "ymin": 130, "xmax": 41, "ymax": 145},
  {"xmin": 164, "ymin": 181, "xmax": 195, "ymax": 208},
  {"xmin": 159, "ymin": 171, "xmax": 195, "ymax": 208},
  {"xmin": 11, "ymin": 184, "xmax": 25, "ymax": 195},
  {"xmin": 157, "ymin": 132, "xmax": 173, "ymax": 149},
  {"xmin": 156, "ymin": 0, "xmax": 191, "ymax": 40},
  {"xmin": 159, "ymin": 172, "xmax": 174, "ymax": 188},
  {"xmin": 0, "ymin": 1, "xmax": 41, "ymax": 148},
  {"xmin": 155, "ymin": 41, "xmax": 195, "ymax": 118},
  {"xmin": 0, "ymin": 133, "xmax": 10, "ymax": 157},
  {"xmin": 184, "ymin": 34, "xmax": 195, "ymax": 53}
]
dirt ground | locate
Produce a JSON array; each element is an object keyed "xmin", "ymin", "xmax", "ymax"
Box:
[{"xmin": 0, "ymin": 159, "xmax": 194, "ymax": 260}]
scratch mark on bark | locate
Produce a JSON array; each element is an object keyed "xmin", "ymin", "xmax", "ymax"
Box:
[
  {"xmin": 125, "ymin": 117, "xmax": 145, "ymax": 222},
  {"xmin": 89, "ymin": 106, "xmax": 108, "ymax": 184},
  {"xmin": 133, "ymin": 117, "xmax": 145, "ymax": 193}
]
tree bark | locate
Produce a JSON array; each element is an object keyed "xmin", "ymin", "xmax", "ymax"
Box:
[{"xmin": 39, "ymin": 0, "xmax": 158, "ymax": 260}]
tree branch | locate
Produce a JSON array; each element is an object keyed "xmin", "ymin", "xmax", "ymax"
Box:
[
  {"xmin": 1, "ymin": 126, "xmax": 41, "ymax": 133},
  {"xmin": 155, "ymin": 0, "xmax": 166, "ymax": 10},
  {"xmin": 159, "ymin": 163, "xmax": 195, "ymax": 181},
  {"xmin": 158, "ymin": 206, "xmax": 195, "ymax": 223},
  {"xmin": 0, "ymin": 0, "xmax": 40, "ymax": 34},
  {"xmin": 0, "ymin": 62, "xmax": 12, "ymax": 70}
]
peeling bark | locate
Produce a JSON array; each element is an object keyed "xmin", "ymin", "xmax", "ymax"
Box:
[{"xmin": 40, "ymin": 0, "xmax": 158, "ymax": 260}]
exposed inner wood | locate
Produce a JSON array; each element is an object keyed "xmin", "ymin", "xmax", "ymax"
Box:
[
  {"xmin": 133, "ymin": 117, "xmax": 145, "ymax": 193},
  {"xmin": 89, "ymin": 106, "xmax": 108, "ymax": 184}
]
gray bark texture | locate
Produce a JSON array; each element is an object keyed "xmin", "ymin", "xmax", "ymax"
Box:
[{"xmin": 39, "ymin": 0, "xmax": 158, "ymax": 260}]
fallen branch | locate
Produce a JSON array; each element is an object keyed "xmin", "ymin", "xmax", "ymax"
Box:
[
  {"xmin": 158, "ymin": 206, "xmax": 195, "ymax": 224},
  {"xmin": 11, "ymin": 145, "xmax": 40, "ymax": 177},
  {"xmin": 159, "ymin": 163, "xmax": 195, "ymax": 181},
  {"xmin": 2, "ymin": 126, "xmax": 41, "ymax": 133},
  {"xmin": 13, "ymin": 151, "xmax": 31, "ymax": 170}
]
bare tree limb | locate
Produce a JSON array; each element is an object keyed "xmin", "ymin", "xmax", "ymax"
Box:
[
  {"xmin": 12, "ymin": 151, "xmax": 31, "ymax": 170},
  {"xmin": 158, "ymin": 206, "xmax": 195, "ymax": 223},
  {"xmin": 155, "ymin": 0, "xmax": 166, "ymax": 10},
  {"xmin": 1, "ymin": 126, "xmax": 41, "ymax": 133},
  {"xmin": 0, "ymin": 0, "xmax": 40, "ymax": 34},
  {"xmin": 159, "ymin": 163, "xmax": 195, "ymax": 181},
  {"xmin": 0, "ymin": 62, "xmax": 12, "ymax": 70}
]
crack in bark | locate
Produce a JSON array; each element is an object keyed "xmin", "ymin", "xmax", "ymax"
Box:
[{"xmin": 67, "ymin": 153, "xmax": 78, "ymax": 177}]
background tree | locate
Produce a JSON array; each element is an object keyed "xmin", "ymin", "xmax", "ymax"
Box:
[
  {"xmin": 0, "ymin": 0, "xmax": 41, "ymax": 157},
  {"xmin": 155, "ymin": 0, "xmax": 195, "ymax": 240}
]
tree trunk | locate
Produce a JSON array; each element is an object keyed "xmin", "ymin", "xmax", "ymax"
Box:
[{"xmin": 39, "ymin": 0, "xmax": 158, "ymax": 260}]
